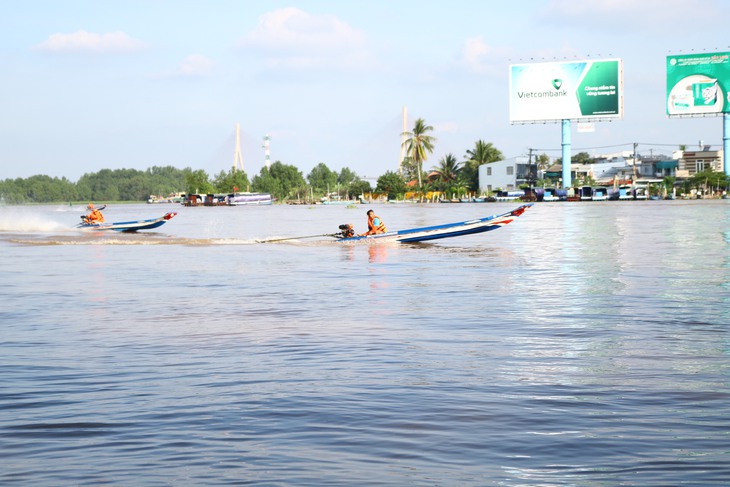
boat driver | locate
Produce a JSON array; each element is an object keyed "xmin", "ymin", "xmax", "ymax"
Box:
[
  {"xmin": 360, "ymin": 209, "xmax": 387, "ymax": 236},
  {"xmin": 85, "ymin": 203, "xmax": 105, "ymax": 223}
]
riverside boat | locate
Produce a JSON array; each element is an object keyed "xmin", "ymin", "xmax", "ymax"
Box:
[
  {"xmin": 495, "ymin": 190, "xmax": 525, "ymax": 202},
  {"xmin": 77, "ymin": 212, "xmax": 177, "ymax": 232},
  {"xmin": 579, "ymin": 186, "xmax": 594, "ymax": 201},
  {"xmin": 617, "ymin": 185, "xmax": 633, "ymax": 200},
  {"xmin": 592, "ymin": 187, "xmax": 609, "ymax": 201},
  {"xmin": 542, "ymin": 188, "xmax": 560, "ymax": 202},
  {"xmin": 227, "ymin": 192, "xmax": 273, "ymax": 206},
  {"xmin": 335, "ymin": 204, "xmax": 533, "ymax": 243}
]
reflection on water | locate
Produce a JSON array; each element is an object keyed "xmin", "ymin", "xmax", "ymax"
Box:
[{"xmin": 1, "ymin": 201, "xmax": 730, "ymax": 485}]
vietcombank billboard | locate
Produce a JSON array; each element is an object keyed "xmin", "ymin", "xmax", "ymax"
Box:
[
  {"xmin": 509, "ymin": 59, "xmax": 623, "ymax": 123},
  {"xmin": 667, "ymin": 51, "xmax": 730, "ymax": 116}
]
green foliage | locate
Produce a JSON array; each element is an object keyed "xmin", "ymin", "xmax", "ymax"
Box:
[
  {"xmin": 307, "ymin": 163, "xmax": 338, "ymax": 196},
  {"xmin": 449, "ymin": 177, "xmax": 469, "ymax": 197},
  {"xmin": 250, "ymin": 167, "xmax": 282, "ymax": 196},
  {"xmin": 402, "ymin": 118, "xmax": 436, "ymax": 188},
  {"xmin": 399, "ymin": 156, "xmax": 416, "ymax": 183},
  {"xmin": 252, "ymin": 161, "xmax": 306, "ymax": 201},
  {"xmin": 680, "ymin": 178, "xmax": 693, "ymax": 195},
  {"xmin": 75, "ymin": 166, "xmax": 188, "ymax": 201},
  {"xmin": 212, "ymin": 169, "xmax": 250, "ymax": 193},
  {"xmin": 183, "ymin": 169, "xmax": 213, "ymax": 195},
  {"xmin": 375, "ymin": 171, "xmax": 407, "ymax": 200},
  {"xmin": 553, "ymin": 152, "xmax": 592, "ymax": 166},
  {"xmin": 573, "ymin": 152, "xmax": 593, "ymax": 164},
  {"xmin": 463, "ymin": 140, "xmax": 503, "ymax": 192},
  {"xmin": 145, "ymin": 166, "xmax": 186, "ymax": 197},
  {"xmin": 337, "ymin": 166, "xmax": 371, "ymax": 198},
  {"xmin": 0, "ymin": 175, "xmax": 78, "ymax": 203},
  {"xmin": 430, "ymin": 153, "xmax": 462, "ymax": 191},
  {"xmin": 348, "ymin": 179, "xmax": 372, "ymax": 197},
  {"xmin": 337, "ymin": 167, "xmax": 358, "ymax": 186},
  {"xmin": 689, "ymin": 167, "xmax": 729, "ymax": 192},
  {"xmin": 78, "ymin": 169, "xmax": 119, "ymax": 201},
  {"xmin": 0, "ymin": 166, "xmax": 191, "ymax": 203}
]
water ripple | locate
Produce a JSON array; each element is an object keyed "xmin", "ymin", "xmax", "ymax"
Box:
[{"xmin": 2, "ymin": 202, "xmax": 730, "ymax": 485}]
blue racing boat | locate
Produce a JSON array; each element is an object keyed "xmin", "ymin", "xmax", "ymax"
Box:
[
  {"xmin": 77, "ymin": 212, "xmax": 177, "ymax": 232},
  {"xmin": 335, "ymin": 203, "xmax": 533, "ymax": 243}
]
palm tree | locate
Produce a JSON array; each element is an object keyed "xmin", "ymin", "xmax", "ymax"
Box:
[
  {"xmin": 402, "ymin": 118, "xmax": 436, "ymax": 189},
  {"xmin": 463, "ymin": 140, "xmax": 503, "ymax": 191},
  {"xmin": 432, "ymin": 153, "xmax": 461, "ymax": 186}
]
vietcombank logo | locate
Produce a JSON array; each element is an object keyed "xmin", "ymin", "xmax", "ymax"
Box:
[{"xmin": 517, "ymin": 78, "xmax": 567, "ymax": 99}]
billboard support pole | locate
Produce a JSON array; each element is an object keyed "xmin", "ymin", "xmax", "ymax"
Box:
[
  {"xmin": 724, "ymin": 113, "xmax": 730, "ymax": 176},
  {"xmin": 562, "ymin": 119, "xmax": 572, "ymax": 188}
]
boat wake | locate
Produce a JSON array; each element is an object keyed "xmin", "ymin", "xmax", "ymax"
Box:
[
  {"xmin": 6, "ymin": 234, "xmax": 354, "ymax": 246},
  {"xmin": 0, "ymin": 213, "xmax": 69, "ymax": 233},
  {"xmin": 6, "ymin": 235, "xmax": 265, "ymax": 246}
]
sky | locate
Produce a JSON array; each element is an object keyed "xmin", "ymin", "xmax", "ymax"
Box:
[{"xmin": 2, "ymin": 0, "xmax": 729, "ymax": 182}]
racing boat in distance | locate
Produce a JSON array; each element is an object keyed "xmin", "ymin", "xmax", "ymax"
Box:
[
  {"xmin": 77, "ymin": 212, "xmax": 177, "ymax": 232},
  {"xmin": 335, "ymin": 203, "xmax": 533, "ymax": 243}
]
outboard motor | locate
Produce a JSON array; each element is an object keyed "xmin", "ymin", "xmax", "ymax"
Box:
[{"xmin": 338, "ymin": 223, "xmax": 355, "ymax": 239}]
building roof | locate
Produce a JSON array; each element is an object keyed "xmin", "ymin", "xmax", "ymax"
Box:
[{"xmin": 655, "ymin": 160, "xmax": 678, "ymax": 170}]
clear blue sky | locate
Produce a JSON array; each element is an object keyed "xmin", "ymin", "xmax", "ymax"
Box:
[{"xmin": 2, "ymin": 0, "xmax": 728, "ymax": 181}]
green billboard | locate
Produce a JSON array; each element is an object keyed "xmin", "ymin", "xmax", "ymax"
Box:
[
  {"xmin": 509, "ymin": 59, "xmax": 623, "ymax": 123},
  {"xmin": 667, "ymin": 51, "xmax": 730, "ymax": 116}
]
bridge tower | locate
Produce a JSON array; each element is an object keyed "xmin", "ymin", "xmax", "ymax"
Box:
[
  {"xmin": 399, "ymin": 105, "xmax": 408, "ymax": 174},
  {"xmin": 233, "ymin": 123, "xmax": 244, "ymax": 172}
]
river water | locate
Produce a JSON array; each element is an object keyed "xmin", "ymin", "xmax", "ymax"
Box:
[{"xmin": 1, "ymin": 201, "xmax": 729, "ymax": 486}]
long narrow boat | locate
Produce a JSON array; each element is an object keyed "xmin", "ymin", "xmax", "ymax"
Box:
[
  {"xmin": 335, "ymin": 204, "xmax": 533, "ymax": 243},
  {"xmin": 77, "ymin": 212, "xmax": 177, "ymax": 232},
  {"xmin": 227, "ymin": 192, "xmax": 274, "ymax": 206}
]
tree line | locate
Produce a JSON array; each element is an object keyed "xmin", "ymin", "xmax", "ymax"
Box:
[
  {"xmin": 4, "ymin": 117, "xmax": 726, "ymax": 204},
  {"xmin": 1, "ymin": 117, "xmax": 510, "ymax": 204},
  {"xmin": 0, "ymin": 164, "xmax": 373, "ymax": 204}
]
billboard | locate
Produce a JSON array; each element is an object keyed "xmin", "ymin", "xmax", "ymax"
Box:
[
  {"xmin": 666, "ymin": 51, "xmax": 730, "ymax": 116},
  {"xmin": 509, "ymin": 59, "xmax": 623, "ymax": 123}
]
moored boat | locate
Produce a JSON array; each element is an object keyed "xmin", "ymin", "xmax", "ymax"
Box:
[
  {"xmin": 617, "ymin": 185, "xmax": 633, "ymax": 200},
  {"xmin": 495, "ymin": 190, "xmax": 524, "ymax": 202},
  {"xmin": 148, "ymin": 192, "xmax": 184, "ymax": 204},
  {"xmin": 320, "ymin": 196, "xmax": 358, "ymax": 205},
  {"xmin": 227, "ymin": 192, "xmax": 274, "ymax": 206},
  {"xmin": 579, "ymin": 186, "xmax": 594, "ymax": 201},
  {"xmin": 592, "ymin": 187, "xmax": 609, "ymax": 201},
  {"xmin": 542, "ymin": 188, "xmax": 560, "ymax": 202}
]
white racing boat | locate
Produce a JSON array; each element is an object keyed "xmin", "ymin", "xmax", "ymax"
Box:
[
  {"xmin": 77, "ymin": 212, "xmax": 177, "ymax": 232},
  {"xmin": 334, "ymin": 204, "xmax": 533, "ymax": 243}
]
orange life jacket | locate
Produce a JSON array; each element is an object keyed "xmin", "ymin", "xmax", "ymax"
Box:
[
  {"xmin": 87, "ymin": 209, "xmax": 104, "ymax": 223},
  {"xmin": 367, "ymin": 215, "xmax": 386, "ymax": 234}
]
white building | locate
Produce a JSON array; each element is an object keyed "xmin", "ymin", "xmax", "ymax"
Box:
[{"xmin": 478, "ymin": 156, "xmax": 532, "ymax": 194}]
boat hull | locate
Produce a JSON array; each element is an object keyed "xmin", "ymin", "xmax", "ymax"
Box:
[
  {"xmin": 227, "ymin": 192, "xmax": 274, "ymax": 206},
  {"xmin": 337, "ymin": 204, "xmax": 533, "ymax": 243},
  {"xmin": 77, "ymin": 212, "xmax": 177, "ymax": 232}
]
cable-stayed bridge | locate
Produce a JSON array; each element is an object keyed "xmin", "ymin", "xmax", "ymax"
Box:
[{"xmin": 204, "ymin": 108, "xmax": 413, "ymax": 180}]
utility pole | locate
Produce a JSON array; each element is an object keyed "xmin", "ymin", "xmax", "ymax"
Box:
[
  {"xmin": 528, "ymin": 148, "xmax": 534, "ymax": 187},
  {"xmin": 632, "ymin": 142, "xmax": 638, "ymax": 180}
]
